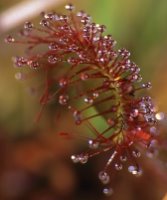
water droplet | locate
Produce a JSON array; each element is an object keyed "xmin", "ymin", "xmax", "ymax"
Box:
[
  {"xmin": 92, "ymin": 92, "xmax": 99, "ymax": 99},
  {"xmin": 48, "ymin": 42, "xmax": 58, "ymax": 50},
  {"xmin": 71, "ymin": 155, "xmax": 79, "ymax": 163},
  {"xmin": 150, "ymin": 126, "xmax": 158, "ymax": 136},
  {"xmin": 98, "ymin": 171, "xmax": 110, "ymax": 184},
  {"xmin": 13, "ymin": 56, "xmax": 27, "ymax": 67},
  {"xmin": 84, "ymin": 97, "xmax": 94, "ymax": 104},
  {"xmin": 59, "ymin": 95, "xmax": 69, "ymax": 105},
  {"xmin": 107, "ymin": 118, "xmax": 114, "ymax": 126},
  {"xmin": 59, "ymin": 15, "xmax": 68, "ymax": 22},
  {"xmin": 5, "ymin": 35, "xmax": 15, "ymax": 43},
  {"xmin": 73, "ymin": 110, "xmax": 82, "ymax": 125},
  {"xmin": 79, "ymin": 154, "xmax": 88, "ymax": 164},
  {"xmin": 80, "ymin": 73, "xmax": 89, "ymax": 81},
  {"xmin": 114, "ymin": 163, "xmax": 123, "ymax": 171},
  {"xmin": 28, "ymin": 60, "xmax": 39, "ymax": 69},
  {"xmin": 48, "ymin": 55, "xmax": 58, "ymax": 64},
  {"xmin": 24, "ymin": 21, "xmax": 34, "ymax": 30},
  {"xmin": 98, "ymin": 25, "xmax": 106, "ymax": 32},
  {"xmin": 15, "ymin": 72, "xmax": 26, "ymax": 80},
  {"xmin": 76, "ymin": 10, "xmax": 86, "ymax": 17},
  {"xmin": 44, "ymin": 12, "xmax": 55, "ymax": 20},
  {"xmin": 128, "ymin": 165, "xmax": 143, "ymax": 177},
  {"xmin": 88, "ymin": 140, "xmax": 99, "ymax": 149},
  {"xmin": 120, "ymin": 155, "xmax": 127, "ymax": 162},
  {"xmin": 142, "ymin": 82, "xmax": 152, "ymax": 89},
  {"xmin": 40, "ymin": 19, "xmax": 49, "ymax": 27},
  {"xmin": 59, "ymin": 77, "xmax": 68, "ymax": 87},
  {"xmin": 132, "ymin": 150, "xmax": 141, "ymax": 158},
  {"xmin": 67, "ymin": 57, "xmax": 78, "ymax": 64},
  {"xmin": 65, "ymin": 3, "xmax": 75, "ymax": 11},
  {"xmin": 155, "ymin": 112, "xmax": 165, "ymax": 121},
  {"xmin": 131, "ymin": 109, "xmax": 139, "ymax": 118},
  {"xmin": 103, "ymin": 187, "xmax": 113, "ymax": 196}
]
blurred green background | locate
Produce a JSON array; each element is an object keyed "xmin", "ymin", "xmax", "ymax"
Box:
[{"xmin": 0, "ymin": 0, "xmax": 167, "ymax": 200}]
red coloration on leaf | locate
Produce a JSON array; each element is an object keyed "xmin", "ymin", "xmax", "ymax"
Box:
[{"xmin": 6, "ymin": 3, "xmax": 163, "ymax": 196}]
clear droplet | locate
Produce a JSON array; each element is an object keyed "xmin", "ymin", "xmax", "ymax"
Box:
[
  {"xmin": 40, "ymin": 19, "xmax": 49, "ymax": 27},
  {"xmin": 73, "ymin": 110, "xmax": 82, "ymax": 125},
  {"xmin": 59, "ymin": 77, "xmax": 68, "ymax": 87},
  {"xmin": 71, "ymin": 155, "xmax": 79, "ymax": 163},
  {"xmin": 155, "ymin": 112, "xmax": 165, "ymax": 121},
  {"xmin": 5, "ymin": 35, "xmax": 15, "ymax": 43},
  {"xmin": 80, "ymin": 73, "xmax": 89, "ymax": 80},
  {"xmin": 84, "ymin": 97, "xmax": 93, "ymax": 104},
  {"xmin": 48, "ymin": 42, "xmax": 58, "ymax": 50},
  {"xmin": 59, "ymin": 95, "xmax": 69, "ymax": 105},
  {"xmin": 98, "ymin": 171, "xmax": 110, "ymax": 184},
  {"xmin": 120, "ymin": 155, "xmax": 127, "ymax": 162},
  {"xmin": 24, "ymin": 21, "xmax": 34, "ymax": 30},
  {"xmin": 115, "ymin": 163, "xmax": 123, "ymax": 171},
  {"xmin": 131, "ymin": 109, "xmax": 139, "ymax": 118},
  {"xmin": 128, "ymin": 165, "xmax": 143, "ymax": 177},
  {"xmin": 92, "ymin": 92, "xmax": 99, "ymax": 98},
  {"xmin": 88, "ymin": 140, "xmax": 99, "ymax": 149},
  {"xmin": 132, "ymin": 150, "xmax": 141, "ymax": 158},
  {"xmin": 28, "ymin": 60, "xmax": 39, "ymax": 69},
  {"xmin": 65, "ymin": 3, "xmax": 74, "ymax": 11},
  {"xmin": 15, "ymin": 72, "xmax": 26, "ymax": 80},
  {"xmin": 146, "ymin": 148, "xmax": 158, "ymax": 158},
  {"xmin": 48, "ymin": 55, "xmax": 58, "ymax": 64},
  {"xmin": 107, "ymin": 118, "xmax": 115, "ymax": 126},
  {"xmin": 103, "ymin": 187, "xmax": 113, "ymax": 196},
  {"xmin": 79, "ymin": 154, "xmax": 88, "ymax": 164}
]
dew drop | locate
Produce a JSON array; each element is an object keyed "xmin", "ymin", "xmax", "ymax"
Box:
[
  {"xmin": 84, "ymin": 97, "xmax": 94, "ymax": 104},
  {"xmin": 103, "ymin": 187, "xmax": 113, "ymax": 196},
  {"xmin": 114, "ymin": 163, "xmax": 123, "ymax": 171},
  {"xmin": 76, "ymin": 10, "xmax": 86, "ymax": 17},
  {"xmin": 71, "ymin": 155, "xmax": 79, "ymax": 163},
  {"xmin": 93, "ymin": 92, "xmax": 99, "ymax": 98},
  {"xmin": 120, "ymin": 155, "xmax": 127, "ymax": 162},
  {"xmin": 98, "ymin": 25, "xmax": 106, "ymax": 33},
  {"xmin": 73, "ymin": 110, "xmax": 82, "ymax": 125},
  {"xmin": 40, "ymin": 19, "xmax": 49, "ymax": 27},
  {"xmin": 88, "ymin": 140, "xmax": 99, "ymax": 149},
  {"xmin": 48, "ymin": 42, "xmax": 58, "ymax": 50},
  {"xmin": 79, "ymin": 154, "xmax": 88, "ymax": 164},
  {"xmin": 155, "ymin": 112, "xmax": 165, "ymax": 121},
  {"xmin": 128, "ymin": 165, "xmax": 143, "ymax": 177},
  {"xmin": 80, "ymin": 72, "xmax": 89, "ymax": 81},
  {"xmin": 59, "ymin": 95, "xmax": 69, "ymax": 105},
  {"xmin": 48, "ymin": 55, "xmax": 58, "ymax": 64},
  {"xmin": 98, "ymin": 171, "xmax": 110, "ymax": 184},
  {"xmin": 146, "ymin": 149, "xmax": 158, "ymax": 158},
  {"xmin": 5, "ymin": 35, "xmax": 15, "ymax": 43},
  {"xmin": 15, "ymin": 72, "xmax": 26, "ymax": 80},
  {"xmin": 65, "ymin": 3, "xmax": 74, "ymax": 11},
  {"xmin": 28, "ymin": 60, "xmax": 39, "ymax": 69},
  {"xmin": 59, "ymin": 77, "xmax": 68, "ymax": 87},
  {"xmin": 24, "ymin": 21, "xmax": 34, "ymax": 30},
  {"xmin": 44, "ymin": 12, "xmax": 55, "ymax": 20},
  {"xmin": 131, "ymin": 109, "xmax": 139, "ymax": 118},
  {"xmin": 132, "ymin": 150, "xmax": 141, "ymax": 158}
]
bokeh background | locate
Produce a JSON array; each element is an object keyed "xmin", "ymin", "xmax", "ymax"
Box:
[{"xmin": 0, "ymin": 0, "xmax": 167, "ymax": 199}]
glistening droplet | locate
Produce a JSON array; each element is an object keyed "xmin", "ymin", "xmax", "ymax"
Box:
[
  {"xmin": 103, "ymin": 187, "xmax": 113, "ymax": 196},
  {"xmin": 59, "ymin": 95, "xmax": 69, "ymax": 105},
  {"xmin": 98, "ymin": 171, "xmax": 110, "ymax": 184}
]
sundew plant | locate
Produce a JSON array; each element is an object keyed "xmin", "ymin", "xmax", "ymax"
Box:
[{"xmin": 5, "ymin": 3, "xmax": 165, "ymax": 197}]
